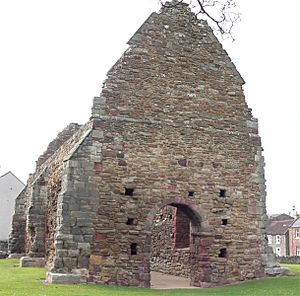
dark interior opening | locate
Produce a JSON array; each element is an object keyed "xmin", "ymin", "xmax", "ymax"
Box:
[
  {"xmin": 219, "ymin": 189, "xmax": 226, "ymax": 197},
  {"xmin": 126, "ymin": 218, "xmax": 134, "ymax": 225},
  {"xmin": 218, "ymin": 248, "xmax": 227, "ymax": 258},
  {"xmin": 125, "ymin": 188, "xmax": 134, "ymax": 196},
  {"xmin": 130, "ymin": 243, "xmax": 137, "ymax": 255},
  {"xmin": 150, "ymin": 203, "xmax": 203, "ymax": 287},
  {"xmin": 174, "ymin": 208, "xmax": 191, "ymax": 249},
  {"xmin": 222, "ymin": 219, "xmax": 228, "ymax": 225},
  {"xmin": 188, "ymin": 191, "xmax": 194, "ymax": 197}
]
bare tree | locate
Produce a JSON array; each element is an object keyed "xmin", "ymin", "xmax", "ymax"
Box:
[{"xmin": 159, "ymin": 0, "xmax": 241, "ymax": 40}]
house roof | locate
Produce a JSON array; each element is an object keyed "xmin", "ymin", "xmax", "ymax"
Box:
[
  {"xmin": 267, "ymin": 219, "xmax": 294, "ymax": 235},
  {"xmin": 291, "ymin": 216, "xmax": 300, "ymax": 228},
  {"xmin": 0, "ymin": 171, "xmax": 25, "ymax": 186},
  {"xmin": 269, "ymin": 213, "xmax": 294, "ymax": 221}
]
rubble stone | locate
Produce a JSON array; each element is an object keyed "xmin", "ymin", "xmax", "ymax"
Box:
[{"xmin": 8, "ymin": 1, "xmax": 279, "ymax": 288}]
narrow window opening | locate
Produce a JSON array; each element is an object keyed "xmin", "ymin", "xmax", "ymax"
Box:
[
  {"xmin": 188, "ymin": 191, "xmax": 194, "ymax": 197},
  {"xmin": 130, "ymin": 243, "xmax": 137, "ymax": 255},
  {"xmin": 219, "ymin": 248, "xmax": 227, "ymax": 258},
  {"xmin": 222, "ymin": 219, "xmax": 228, "ymax": 226},
  {"xmin": 219, "ymin": 189, "xmax": 226, "ymax": 197},
  {"xmin": 169, "ymin": 214, "xmax": 172, "ymax": 220},
  {"xmin": 159, "ymin": 214, "xmax": 163, "ymax": 219},
  {"xmin": 126, "ymin": 218, "xmax": 134, "ymax": 225},
  {"xmin": 125, "ymin": 188, "xmax": 134, "ymax": 196}
]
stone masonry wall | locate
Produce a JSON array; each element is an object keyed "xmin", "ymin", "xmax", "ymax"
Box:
[
  {"xmin": 87, "ymin": 3, "xmax": 267, "ymax": 287},
  {"xmin": 49, "ymin": 127, "xmax": 102, "ymax": 273},
  {"xmin": 0, "ymin": 240, "xmax": 8, "ymax": 258},
  {"xmin": 13, "ymin": 2, "xmax": 268, "ymax": 289},
  {"xmin": 9, "ymin": 185, "xmax": 32, "ymax": 255},
  {"xmin": 26, "ymin": 173, "xmax": 49, "ymax": 257},
  {"xmin": 36, "ymin": 123, "xmax": 82, "ymax": 167},
  {"xmin": 9, "ymin": 122, "xmax": 88, "ymax": 257}
]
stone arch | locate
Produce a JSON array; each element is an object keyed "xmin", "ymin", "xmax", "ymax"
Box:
[
  {"xmin": 144, "ymin": 196, "xmax": 210, "ymax": 233},
  {"xmin": 142, "ymin": 196, "xmax": 214, "ymax": 288}
]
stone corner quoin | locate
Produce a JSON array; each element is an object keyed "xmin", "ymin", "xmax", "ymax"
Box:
[{"xmin": 9, "ymin": 2, "xmax": 277, "ymax": 288}]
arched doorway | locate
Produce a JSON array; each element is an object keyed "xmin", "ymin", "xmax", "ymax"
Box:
[{"xmin": 144, "ymin": 199, "xmax": 212, "ymax": 288}]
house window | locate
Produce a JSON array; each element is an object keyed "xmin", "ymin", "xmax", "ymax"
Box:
[
  {"xmin": 295, "ymin": 228, "xmax": 300, "ymax": 239},
  {"xmin": 276, "ymin": 235, "xmax": 281, "ymax": 244},
  {"xmin": 267, "ymin": 235, "xmax": 272, "ymax": 244},
  {"xmin": 275, "ymin": 247, "xmax": 281, "ymax": 256},
  {"xmin": 296, "ymin": 247, "xmax": 300, "ymax": 256}
]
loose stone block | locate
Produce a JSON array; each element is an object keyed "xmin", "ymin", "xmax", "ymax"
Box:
[
  {"xmin": 20, "ymin": 257, "xmax": 45, "ymax": 268},
  {"xmin": 45, "ymin": 272, "xmax": 85, "ymax": 284}
]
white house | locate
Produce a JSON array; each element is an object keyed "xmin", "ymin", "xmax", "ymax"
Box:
[{"xmin": 0, "ymin": 171, "xmax": 25, "ymax": 241}]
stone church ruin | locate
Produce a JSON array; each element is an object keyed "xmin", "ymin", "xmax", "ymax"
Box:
[{"xmin": 9, "ymin": 2, "xmax": 276, "ymax": 288}]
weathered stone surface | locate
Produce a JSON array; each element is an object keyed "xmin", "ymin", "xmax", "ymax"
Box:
[
  {"xmin": 265, "ymin": 267, "xmax": 293, "ymax": 276},
  {"xmin": 0, "ymin": 240, "xmax": 8, "ymax": 258},
  {"xmin": 9, "ymin": 1, "xmax": 274, "ymax": 289},
  {"xmin": 20, "ymin": 256, "xmax": 45, "ymax": 268},
  {"xmin": 45, "ymin": 272, "xmax": 86, "ymax": 284}
]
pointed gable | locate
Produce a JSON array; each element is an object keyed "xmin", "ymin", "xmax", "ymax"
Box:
[{"xmin": 93, "ymin": 2, "xmax": 249, "ymax": 131}]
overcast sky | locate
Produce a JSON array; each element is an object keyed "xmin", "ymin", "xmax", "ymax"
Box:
[{"xmin": 0, "ymin": 0, "xmax": 299, "ymax": 215}]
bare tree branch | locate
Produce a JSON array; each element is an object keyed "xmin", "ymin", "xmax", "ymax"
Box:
[{"xmin": 159, "ymin": 0, "xmax": 241, "ymax": 41}]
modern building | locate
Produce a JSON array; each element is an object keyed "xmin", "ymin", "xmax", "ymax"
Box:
[
  {"xmin": 266, "ymin": 214, "xmax": 294, "ymax": 256},
  {"xmin": 0, "ymin": 171, "xmax": 25, "ymax": 242},
  {"xmin": 288, "ymin": 216, "xmax": 300, "ymax": 256}
]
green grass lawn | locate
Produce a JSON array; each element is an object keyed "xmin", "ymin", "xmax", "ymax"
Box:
[{"xmin": 0, "ymin": 259, "xmax": 299, "ymax": 296}]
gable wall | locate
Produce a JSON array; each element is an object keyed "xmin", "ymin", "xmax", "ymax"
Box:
[{"xmin": 85, "ymin": 3, "xmax": 267, "ymax": 287}]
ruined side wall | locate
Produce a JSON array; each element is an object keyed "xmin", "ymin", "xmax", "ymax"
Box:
[
  {"xmin": 0, "ymin": 241, "xmax": 8, "ymax": 258},
  {"xmin": 26, "ymin": 173, "xmax": 49, "ymax": 257},
  {"xmin": 9, "ymin": 123, "xmax": 87, "ymax": 257},
  {"xmin": 9, "ymin": 186, "xmax": 31, "ymax": 255},
  {"xmin": 37, "ymin": 123, "xmax": 81, "ymax": 167},
  {"xmin": 50, "ymin": 128, "xmax": 102, "ymax": 272}
]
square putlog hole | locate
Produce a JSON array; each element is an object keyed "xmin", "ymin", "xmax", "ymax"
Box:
[
  {"xmin": 218, "ymin": 248, "xmax": 227, "ymax": 258},
  {"xmin": 125, "ymin": 188, "xmax": 134, "ymax": 196},
  {"xmin": 219, "ymin": 189, "xmax": 226, "ymax": 198},
  {"xmin": 222, "ymin": 219, "xmax": 228, "ymax": 226},
  {"xmin": 126, "ymin": 218, "xmax": 134, "ymax": 225}
]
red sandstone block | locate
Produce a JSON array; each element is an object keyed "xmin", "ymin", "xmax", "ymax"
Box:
[
  {"xmin": 95, "ymin": 233, "xmax": 107, "ymax": 241},
  {"xmin": 200, "ymin": 238, "xmax": 214, "ymax": 247},
  {"xmin": 94, "ymin": 163, "xmax": 102, "ymax": 172}
]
